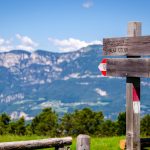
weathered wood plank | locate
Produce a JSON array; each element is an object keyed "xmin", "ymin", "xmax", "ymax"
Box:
[
  {"xmin": 103, "ymin": 35, "xmax": 150, "ymax": 56},
  {"xmin": 0, "ymin": 137, "xmax": 72, "ymax": 150},
  {"xmin": 106, "ymin": 58, "xmax": 150, "ymax": 78},
  {"xmin": 126, "ymin": 21, "xmax": 141, "ymax": 150},
  {"xmin": 76, "ymin": 134, "xmax": 90, "ymax": 150}
]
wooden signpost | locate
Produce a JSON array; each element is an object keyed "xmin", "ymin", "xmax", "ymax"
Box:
[
  {"xmin": 99, "ymin": 58, "xmax": 150, "ymax": 78},
  {"xmin": 99, "ymin": 22, "xmax": 150, "ymax": 150},
  {"xmin": 103, "ymin": 35, "xmax": 150, "ymax": 56}
]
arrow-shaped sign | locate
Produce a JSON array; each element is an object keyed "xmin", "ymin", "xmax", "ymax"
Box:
[
  {"xmin": 98, "ymin": 58, "xmax": 150, "ymax": 78},
  {"xmin": 98, "ymin": 58, "xmax": 107, "ymax": 76}
]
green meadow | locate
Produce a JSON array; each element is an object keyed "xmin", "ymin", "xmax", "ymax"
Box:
[{"xmin": 0, "ymin": 135, "xmax": 125, "ymax": 150}]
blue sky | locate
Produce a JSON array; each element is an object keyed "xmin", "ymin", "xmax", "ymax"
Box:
[{"xmin": 0, "ymin": 0, "xmax": 150, "ymax": 52}]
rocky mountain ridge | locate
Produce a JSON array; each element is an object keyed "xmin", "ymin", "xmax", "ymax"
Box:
[{"xmin": 0, "ymin": 45, "xmax": 149, "ymax": 120}]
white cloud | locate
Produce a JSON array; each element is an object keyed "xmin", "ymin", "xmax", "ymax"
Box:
[
  {"xmin": 95, "ymin": 88, "xmax": 107, "ymax": 97},
  {"xmin": 10, "ymin": 111, "xmax": 33, "ymax": 121},
  {"xmin": 48, "ymin": 37, "xmax": 102, "ymax": 52},
  {"xmin": 63, "ymin": 73, "xmax": 105, "ymax": 80},
  {"xmin": 141, "ymin": 81, "xmax": 150, "ymax": 86},
  {"xmin": 82, "ymin": 0, "xmax": 93, "ymax": 8},
  {"xmin": 0, "ymin": 34, "xmax": 38, "ymax": 52},
  {"xmin": 63, "ymin": 73, "xmax": 80, "ymax": 80},
  {"xmin": 0, "ymin": 45, "xmax": 13, "ymax": 51},
  {"xmin": 0, "ymin": 37, "xmax": 13, "ymax": 51},
  {"xmin": 16, "ymin": 34, "xmax": 38, "ymax": 51},
  {"xmin": 0, "ymin": 38, "xmax": 4, "ymax": 45},
  {"xmin": 77, "ymin": 82, "xmax": 89, "ymax": 85}
]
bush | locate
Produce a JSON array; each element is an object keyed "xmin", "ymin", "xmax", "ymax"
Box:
[
  {"xmin": 141, "ymin": 114, "xmax": 150, "ymax": 136},
  {"xmin": 98, "ymin": 120, "xmax": 117, "ymax": 137}
]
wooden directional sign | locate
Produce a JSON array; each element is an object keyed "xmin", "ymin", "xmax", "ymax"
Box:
[
  {"xmin": 103, "ymin": 35, "xmax": 150, "ymax": 56},
  {"xmin": 99, "ymin": 58, "xmax": 150, "ymax": 78}
]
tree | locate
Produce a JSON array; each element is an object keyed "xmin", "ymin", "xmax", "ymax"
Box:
[
  {"xmin": 9, "ymin": 117, "xmax": 26, "ymax": 135},
  {"xmin": 16, "ymin": 117, "xmax": 26, "ymax": 135},
  {"xmin": 31, "ymin": 108, "xmax": 58, "ymax": 136},
  {"xmin": 0, "ymin": 113, "xmax": 10, "ymax": 125},
  {"xmin": 116, "ymin": 112, "xmax": 126, "ymax": 135},
  {"xmin": 73, "ymin": 108, "xmax": 104, "ymax": 135},
  {"xmin": 60, "ymin": 108, "xmax": 104, "ymax": 136},
  {"xmin": 99, "ymin": 120, "xmax": 117, "ymax": 137},
  {"xmin": 0, "ymin": 113, "xmax": 10, "ymax": 135},
  {"xmin": 141, "ymin": 114, "xmax": 150, "ymax": 136},
  {"xmin": 59, "ymin": 113, "xmax": 74, "ymax": 136},
  {"xmin": 25, "ymin": 124, "xmax": 32, "ymax": 135}
]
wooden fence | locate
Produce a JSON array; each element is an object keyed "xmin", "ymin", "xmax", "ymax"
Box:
[
  {"xmin": 0, "ymin": 135, "xmax": 149, "ymax": 150},
  {"xmin": 120, "ymin": 138, "xmax": 150, "ymax": 150},
  {"xmin": 0, "ymin": 135, "xmax": 91, "ymax": 150},
  {"xmin": 0, "ymin": 137, "xmax": 72, "ymax": 150}
]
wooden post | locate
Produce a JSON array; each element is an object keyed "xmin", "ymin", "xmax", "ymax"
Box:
[
  {"xmin": 126, "ymin": 22, "xmax": 141, "ymax": 150},
  {"xmin": 76, "ymin": 134, "xmax": 90, "ymax": 150}
]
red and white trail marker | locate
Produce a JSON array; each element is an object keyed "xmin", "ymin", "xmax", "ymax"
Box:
[
  {"xmin": 98, "ymin": 58, "xmax": 107, "ymax": 76},
  {"xmin": 133, "ymin": 86, "xmax": 140, "ymax": 114}
]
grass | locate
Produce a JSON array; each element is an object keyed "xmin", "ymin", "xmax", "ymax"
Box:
[
  {"xmin": 71, "ymin": 136, "xmax": 125, "ymax": 150},
  {"xmin": 0, "ymin": 135, "xmax": 126, "ymax": 150},
  {"xmin": 0, "ymin": 135, "xmax": 47, "ymax": 142},
  {"xmin": 1, "ymin": 135, "xmax": 149, "ymax": 150},
  {"xmin": 90, "ymin": 136, "xmax": 125, "ymax": 150}
]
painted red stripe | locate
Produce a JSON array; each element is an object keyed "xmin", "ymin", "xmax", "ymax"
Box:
[
  {"xmin": 102, "ymin": 71, "xmax": 107, "ymax": 76},
  {"xmin": 102, "ymin": 58, "xmax": 107, "ymax": 63},
  {"xmin": 100, "ymin": 59, "xmax": 107, "ymax": 76},
  {"xmin": 132, "ymin": 85, "xmax": 140, "ymax": 101}
]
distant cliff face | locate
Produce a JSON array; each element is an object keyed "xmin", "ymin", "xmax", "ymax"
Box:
[{"xmin": 0, "ymin": 45, "xmax": 149, "ymax": 120}]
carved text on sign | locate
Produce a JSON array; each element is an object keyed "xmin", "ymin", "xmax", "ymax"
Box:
[
  {"xmin": 106, "ymin": 47, "xmax": 128, "ymax": 54},
  {"xmin": 103, "ymin": 36, "xmax": 150, "ymax": 56}
]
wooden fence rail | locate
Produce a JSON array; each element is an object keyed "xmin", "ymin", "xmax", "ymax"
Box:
[
  {"xmin": 0, "ymin": 137, "xmax": 72, "ymax": 150},
  {"xmin": 141, "ymin": 138, "xmax": 150, "ymax": 149},
  {"xmin": 120, "ymin": 138, "xmax": 150, "ymax": 150}
]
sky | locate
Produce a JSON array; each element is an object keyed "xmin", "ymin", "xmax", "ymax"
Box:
[{"xmin": 0, "ymin": 0, "xmax": 150, "ymax": 52}]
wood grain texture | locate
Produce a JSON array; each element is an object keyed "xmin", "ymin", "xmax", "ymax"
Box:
[
  {"xmin": 106, "ymin": 58, "xmax": 150, "ymax": 78},
  {"xmin": 126, "ymin": 22, "xmax": 141, "ymax": 150},
  {"xmin": 76, "ymin": 134, "xmax": 90, "ymax": 150},
  {"xmin": 103, "ymin": 35, "xmax": 150, "ymax": 56}
]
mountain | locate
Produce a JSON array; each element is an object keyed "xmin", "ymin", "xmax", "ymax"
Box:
[{"xmin": 0, "ymin": 45, "xmax": 149, "ymax": 120}]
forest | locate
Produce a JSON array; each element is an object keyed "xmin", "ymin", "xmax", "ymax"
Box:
[{"xmin": 0, "ymin": 108, "xmax": 149, "ymax": 137}]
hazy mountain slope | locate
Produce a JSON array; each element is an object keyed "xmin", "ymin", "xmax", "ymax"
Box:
[{"xmin": 0, "ymin": 45, "xmax": 149, "ymax": 120}]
